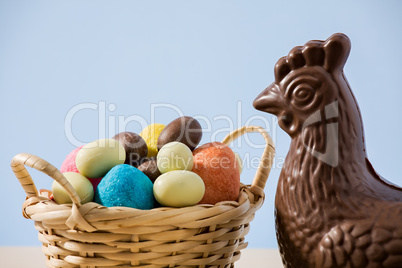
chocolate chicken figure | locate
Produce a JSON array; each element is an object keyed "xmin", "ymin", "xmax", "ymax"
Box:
[{"xmin": 254, "ymin": 33, "xmax": 402, "ymax": 267}]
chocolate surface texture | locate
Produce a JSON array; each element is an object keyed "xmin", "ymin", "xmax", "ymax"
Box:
[{"xmin": 254, "ymin": 33, "xmax": 402, "ymax": 267}]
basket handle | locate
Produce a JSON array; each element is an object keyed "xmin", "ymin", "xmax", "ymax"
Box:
[
  {"xmin": 221, "ymin": 125, "xmax": 275, "ymax": 198},
  {"xmin": 11, "ymin": 153, "xmax": 82, "ymax": 207}
]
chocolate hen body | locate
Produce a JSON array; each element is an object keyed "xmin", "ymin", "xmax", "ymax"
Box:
[{"xmin": 254, "ymin": 33, "xmax": 402, "ymax": 267}]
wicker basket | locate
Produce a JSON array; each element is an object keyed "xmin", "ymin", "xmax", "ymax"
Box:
[{"xmin": 11, "ymin": 125, "xmax": 275, "ymax": 268}]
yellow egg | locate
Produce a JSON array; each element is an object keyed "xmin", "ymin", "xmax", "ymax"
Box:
[
  {"xmin": 76, "ymin": 139, "xmax": 126, "ymax": 178},
  {"xmin": 153, "ymin": 170, "xmax": 205, "ymax": 207},
  {"xmin": 52, "ymin": 172, "xmax": 94, "ymax": 204},
  {"xmin": 139, "ymin": 123, "xmax": 165, "ymax": 157}
]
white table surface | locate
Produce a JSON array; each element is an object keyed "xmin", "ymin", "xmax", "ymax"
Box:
[{"xmin": 0, "ymin": 247, "xmax": 283, "ymax": 267}]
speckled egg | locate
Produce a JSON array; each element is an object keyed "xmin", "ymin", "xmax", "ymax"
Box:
[
  {"xmin": 94, "ymin": 164, "xmax": 154, "ymax": 209},
  {"xmin": 60, "ymin": 146, "xmax": 83, "ymax": 173},
  {"xmin": 192, "ymin": 142, "xmax": 240, "ymax": 205}
]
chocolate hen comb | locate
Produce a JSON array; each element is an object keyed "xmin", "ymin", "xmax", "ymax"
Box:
[{"xmin": 273, "ymin": 33, "xmax": 350, "ymax": 84}]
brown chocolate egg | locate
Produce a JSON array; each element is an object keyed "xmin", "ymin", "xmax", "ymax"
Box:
[
  {"xmin": 137, "ymin": 157, "xmax": 161, "ymax": 183},
  {"xmin": 157, "ymin": 116, "xmax": 202, "ymax": 151},
  {"xmin": 112, "ymin": 132, "xmax": 148, "ymax": 167}
]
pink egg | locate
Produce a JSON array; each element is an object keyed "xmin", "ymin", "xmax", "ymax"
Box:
[{"xmin": 60, "ymin": 146, "xmax": 83, "ymax": 173}]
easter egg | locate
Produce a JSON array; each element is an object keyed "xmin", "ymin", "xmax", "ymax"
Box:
[
  {"xmin": 94, "ymin": 164, "xmax": 154, "ymax": 209},
  {"xmin": 192, "ymin": 142, "xmax": 240, "ymax": 205},
  {"xmin": 76, "ymin": 139, "xmax": 126, "ymax": 179},
  {"xmin": 112, "ymin": 132, "xmax": 148, "ymax": 167},
  {"xmin": 139, "ymin": 123, "xmax": 165, "ymax": 158},
  {"xmin": 60, "ymin": 146, "xmax": 83, "ymax": 173},
  {"xmin": 137, "ymin": 157, "xmax": 161, "ymax": 183},
  {"xmin": 157, "ymin": 116, "xmax": 202, "ymax": 151},
  {"xmin": 157, "ymin": 141, "xmax": 193, "ymax": 173},
  {"xmin": 52, "ymin": 172, "xmax": 94, "ymax": 204},
  {"xmin": 153, "ymin": 170, "xmax": 205, "ymax": 207},
  {"xmin": 60, "ymin": 146, "xmax": 103, "ymax": 190}
]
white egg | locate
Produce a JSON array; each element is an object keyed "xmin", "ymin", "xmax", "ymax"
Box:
[{"xmin": 153, "ymin": 170, "xmax": 205, "ymax": 207}]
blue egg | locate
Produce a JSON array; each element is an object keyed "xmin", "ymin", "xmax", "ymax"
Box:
[{"xmin": 94, "ymin": 164, "xmax": 154, "ymax": 209}]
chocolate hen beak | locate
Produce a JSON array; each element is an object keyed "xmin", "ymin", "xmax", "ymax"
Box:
[{"xmin": 253, "ymin": 83, "xmax": 284, "ymax": 116}]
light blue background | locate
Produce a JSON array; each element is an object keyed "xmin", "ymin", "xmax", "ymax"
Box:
[{"xmin": 1, "ymin": 0, "xmax": 401, "ymax": 248}]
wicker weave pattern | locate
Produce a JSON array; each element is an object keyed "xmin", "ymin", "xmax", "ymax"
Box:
[{"xmin": 11, "ymin": 126, "xmax": 275, "ymax": 267}]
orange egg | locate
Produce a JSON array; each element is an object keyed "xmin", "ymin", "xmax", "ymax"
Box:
[{"xmin": 192, "ymin": 142, "xmax": 240, "ymax": 205}]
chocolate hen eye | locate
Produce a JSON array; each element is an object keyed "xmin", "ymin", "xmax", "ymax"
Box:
[
  {"xmin": 293, "ymin": 85, "xmax": 314, "ymax": 103},
  {"xmin": 285, "ymin": 74, "xmax": 322, "ymax": 111}
]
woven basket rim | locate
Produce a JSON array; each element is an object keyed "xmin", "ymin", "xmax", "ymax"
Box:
[{"xmin": 23, "ymin": 183, "xmax": 264, "ymax": 231}]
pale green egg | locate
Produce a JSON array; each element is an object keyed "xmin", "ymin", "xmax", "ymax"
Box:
[
  {"xmin": 76, "ymin": 138, "xmax": 126, "ymax": 178},
  {"xmin": 52, "ymin": 172, "xmax": 94, "ymax": 204}
]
